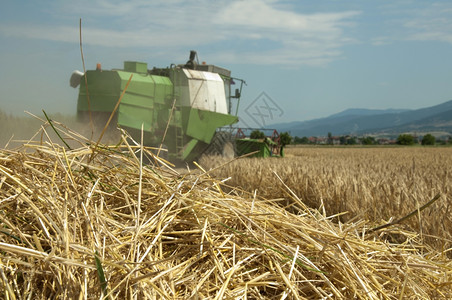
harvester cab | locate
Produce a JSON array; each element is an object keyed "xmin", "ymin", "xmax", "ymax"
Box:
[{"xmin": 70, "ymin": 51, "xmax": 282, "ymax": 161}]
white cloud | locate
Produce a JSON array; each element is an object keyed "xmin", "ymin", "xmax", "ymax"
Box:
[
  {"xmin": 216, "ymin": 0, "xmax": 358, "ymax": 34},
  {"xmin": 403, "ymin": 4, "xmax": 452, "ymax": 44},
  {"xmin": 212, "ymin": 0, "xmax": 360, "ymax": 65},
  {"xmin": 0, "ymin": 0, "xmax": 360, "ymax": 66},
  {"xmin": 372, "ymin": 2, "xmax": 452, "ymax": 46}
]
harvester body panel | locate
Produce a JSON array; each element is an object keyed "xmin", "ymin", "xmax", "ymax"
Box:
[
  {"xmin": 77, "ymin": 70, "xmax": 121, "ymax": 112},
  {"xmin": 178, "ymin": 69, "xmax": 228, "ymax": 114},
  {"xmin": 182, "ymin": 107, "xmax": 237, "ymax": 144},
  {"xmin": 116, "ymin": 71, "xmax": 173, "ymax": 132},
  {"xmin": 236, "ymin": 139, "xmax": 273, "ymax": 158}
]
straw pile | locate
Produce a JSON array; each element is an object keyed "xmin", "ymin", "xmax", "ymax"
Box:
[{"xmin": 0, "ymin": 122, "xmax": 451, "ymax": 299}]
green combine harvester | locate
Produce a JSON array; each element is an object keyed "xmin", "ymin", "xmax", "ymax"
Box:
[{"xmin": 70, "ymin": 51, "xmax": 283, "ymax": 161}]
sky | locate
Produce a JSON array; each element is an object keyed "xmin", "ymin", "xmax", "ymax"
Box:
[{"xmin": 1, "ymin": 0, "xmax": 452, "ymax": 128}]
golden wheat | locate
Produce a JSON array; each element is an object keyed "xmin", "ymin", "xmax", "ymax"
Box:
[{"xmin": 200, "ymin": 146, "xmax": 452, "ymax": 249}]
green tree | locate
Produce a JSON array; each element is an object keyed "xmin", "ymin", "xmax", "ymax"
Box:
[
  {"xmin": 339, "ymin": 135, "xmax": 357, "ymax": 145},
  {"xmin": 293, "ymin": 136, "xmax": 309, "ymax": 144},
  {"xmin": 421, "ymin": 134, "xmax": 436, "ymax": 145},
  {"xmin": 348, "ymin": 137, "xmax": 357, "ymax": 145},
  {"xmin": 299, "ymin": 136, "xmax": 309, "ymax": 144},
  {"xmin": 279, "ymin": 132, "xmax": 292, "ymax": 157},
  {"xmin": 279, "ymin": 132, "xmax": 292, "ymax": 146},
  {"xmin": 396, "ymin": 134, "xmax": 415, "ymax": 145},
  {"xmin": 250, "ymin": 130, "xmax": 265, "ymax": 139},
  {"xmin": 361, "ymin": 136, "xmax": 376, "ymax": 145}
]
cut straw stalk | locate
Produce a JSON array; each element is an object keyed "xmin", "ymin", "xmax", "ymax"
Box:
[{"xmin": 0, "ymin": 242, "xmax": 94, "ymax": 269}]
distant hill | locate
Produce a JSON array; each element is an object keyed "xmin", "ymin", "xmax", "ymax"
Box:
[
  {"xmin": 328, "ymin": 108, "xmax": 411, "ymax": 119},
  {"xmin": 271, "ymin": 100, "xmax": 452, "ymax": 137}
]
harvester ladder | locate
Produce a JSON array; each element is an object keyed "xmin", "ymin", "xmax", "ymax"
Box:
[{"xmin": 175, "ymin": 126, "xmax": 183, "ymax": 154}]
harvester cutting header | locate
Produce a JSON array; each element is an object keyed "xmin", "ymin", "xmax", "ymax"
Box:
[{"xmin": 70, "ymin": 51, "xmax": 283, "ymax": 161}]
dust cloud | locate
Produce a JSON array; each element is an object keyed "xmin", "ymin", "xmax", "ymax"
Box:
[{"xmin": 0, "ymin": 111, "xmax": 122, "ymax": 150}]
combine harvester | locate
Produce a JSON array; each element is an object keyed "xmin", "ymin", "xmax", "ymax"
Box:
[{"xmin": 70, "ymin": 51, "xmax": 283, "ymax": 161}]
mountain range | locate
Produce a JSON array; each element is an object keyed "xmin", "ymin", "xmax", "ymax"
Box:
[{"xmin": 271, "ymin": 100, "xmax": 452, "ymax": 138}]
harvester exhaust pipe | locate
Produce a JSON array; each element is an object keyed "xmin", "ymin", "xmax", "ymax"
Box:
[
  {"xmin": 70, "ymin": 70, "xmax": 84, "ymax": 88},
  {"xmin": 185, "ymin": 50, "xmax": 198, "ymax": 69},
  {"xmin": 189, "ymin": 50, "xmax": 197, "ymax": 61}
]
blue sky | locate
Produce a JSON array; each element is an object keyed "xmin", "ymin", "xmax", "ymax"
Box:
[{"xmin": 1, "ymin": 1, "xmax": 452, "ymax": 127}]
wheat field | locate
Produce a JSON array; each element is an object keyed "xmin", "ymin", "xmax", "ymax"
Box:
[{"xmin": 200, "ymin": 146, "xmax": 452, "ymax": 250}]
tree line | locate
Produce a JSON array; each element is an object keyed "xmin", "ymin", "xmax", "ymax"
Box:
[
  {"xmin": 246, "ymin": 129, "xmax": 451, "ymax": 146},
  {"xmin": 290, "ymin": 133, "xmax": 451, "ymax": 146}
]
